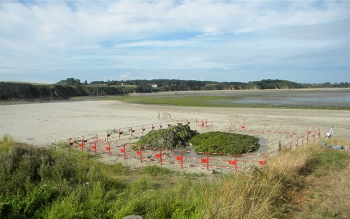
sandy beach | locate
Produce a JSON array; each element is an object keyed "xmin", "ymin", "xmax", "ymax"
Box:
[{"xmin": 1, "ymin": 100, "xmax": 349, "ymax": 173}]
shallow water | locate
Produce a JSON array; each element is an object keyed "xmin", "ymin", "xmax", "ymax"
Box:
[
  {"xmin": 210, "ymin": 89, "xmax": 350, "ymax": 109},
  {"xmin": 129, "ymin": 88, "xmax": 350, "ymax": 109}
]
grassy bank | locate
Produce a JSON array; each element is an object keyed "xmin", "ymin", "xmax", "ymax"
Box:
[
  {"xmin": 103, "ymin": 95, "xmax": 238, "ymax": 108},
  {"xmin": 0, "ymin": 135, "xmax": 349, "ymax": 218}
]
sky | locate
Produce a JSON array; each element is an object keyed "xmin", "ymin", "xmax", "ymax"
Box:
[{"xmin": 0, "ymin": 0, "xmax": 349, "ymax": 84}]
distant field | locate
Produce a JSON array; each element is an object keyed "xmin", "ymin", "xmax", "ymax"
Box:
[
  {"xmin": 101, "ymin": 89, "xmax": 350, "ymax": 110},
  {"xmin": 103, "ymin": 95, "xmax": 238, "ymax": 107}
]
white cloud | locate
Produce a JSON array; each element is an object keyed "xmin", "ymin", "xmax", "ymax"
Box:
[
  {"xmin": 0, "ymin": 0, "xmax": 349, "ymax": 83},
  {"xmin": 119, "ymin": 72, "xmax": 132, "ymax": 80}
]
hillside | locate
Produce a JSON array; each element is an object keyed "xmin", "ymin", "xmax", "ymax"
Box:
[{"xmin": 0, "ymin": 82, "xmax": 141, "ymax": 100}]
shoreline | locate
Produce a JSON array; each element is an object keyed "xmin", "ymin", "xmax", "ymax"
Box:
[
  {"xmin": 1, "ymin": 100, "xmax": 349, "ymax": 147},
  {"xmin": 1, "ymin": 99, "xmax": 349, "ymax": 173}
]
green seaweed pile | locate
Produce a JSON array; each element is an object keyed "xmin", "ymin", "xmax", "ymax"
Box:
[
  {"xmin": 135, "ymin": 123, "xmax": 199, "ymax": 148},
  {"xmin": 136, "ymin": 124, "xmax": 260, "ymax": 154},
  {"xmin": 189, "ymin": 132, "xmax": 260, "ymax": 154}
]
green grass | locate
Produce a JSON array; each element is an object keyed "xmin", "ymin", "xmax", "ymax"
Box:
[
  {"xmin": 1, "ymin": 135, "xmax": 349, "ymax": 218},
  {"xmin": 311, "ymin": 149, "xmax": 348, "ymax": 172},
  {"xmin": 103, "ymin": 95, "xmax": 240, "ymax": 107},
  {"xmin": 140, "ymin": 165, "xmax": 175, "ymax": 176}
]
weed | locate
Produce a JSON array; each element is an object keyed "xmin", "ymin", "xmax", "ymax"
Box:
[
  {"xmin": 321, "ymin": 208, "xmax": 340, "ymax": 218},
  {"xmin": 0, "ymin": 134, "xmax": 14, "ymax": 154},
  {"xmin": 311, "ymin": 149, "xmax": 348, "ymax": 172},
  {"xmin": 140, "ymin": 165, "xmax": 175, "ymax": 176}
]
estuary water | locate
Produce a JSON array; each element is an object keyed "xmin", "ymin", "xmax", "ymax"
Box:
[
  {"xmin": 200, "ymin": 88, "xmax": 350, "ymax": 109},
  {"xmin": 227, "ymin": 89, "xmax": 350, "ymax": 109}
]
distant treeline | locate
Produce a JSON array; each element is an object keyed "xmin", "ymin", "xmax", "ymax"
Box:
[
  {"xmin": 58, "ymin": 78, "xmax": 349, "ymax": 91},
  {"xmin": 1, "ymin": 79, "xmax": 349, "ymax": 100}
]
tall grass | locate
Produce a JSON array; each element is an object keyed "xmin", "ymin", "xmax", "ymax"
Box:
[
  {"xmin": 0, "ymin": 134, "xmax": 14, "ymax": 153},
  {"xmin": 201, "ymin": 144, "xmax": 325, "ymax": 218},
  {"xmin": 0, "ymin": 135, "xmax": 348, "ymax": 218}
]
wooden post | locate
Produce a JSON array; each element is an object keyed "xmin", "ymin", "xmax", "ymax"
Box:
[
  {"xmin": 181, "ymin": 150, "xmax": 183, "ymax": 169},
  {"xmin": 107, "ymin": 143, "xmax": 111, "ymax": 156},
  {"xmin": 106, "ymin": 131, "xmax": 110, "ymax": 143},
  {"xmin": 140, "ymin": 147, "xmax": 143, "ymax": 163},
  {"xmin": 278, "ymin": 140, "xmax": 282, "ymax": 153},
  {"xmin": 234, "ymin": 154, "xmax": 238, "ymax": 172},
  {"xmin": 160, "ymin": 148, "xmax": 163, "ymax": 165},
  {"xmin": 68, "ymin": 138, "xmax": 73, "ymax": 151},
  {"xmin": 206, "ymin": 153, "xmax": 209, "ymax": 171},
  {"xmin": 123, "ymin": 144, "xmax": 126, "ymax": 159},
  {"xmin": 79, "ymin": 139, "xmax": 84, "ymax": 151},
  {"xmin": 92, "ymin": 141, "xmax": 97, "ymax": 155}
]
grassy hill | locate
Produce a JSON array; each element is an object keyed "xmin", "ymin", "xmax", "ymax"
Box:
[{"xmin": 0, "ymin": 82, "xmax": 141, "ymax": 100}]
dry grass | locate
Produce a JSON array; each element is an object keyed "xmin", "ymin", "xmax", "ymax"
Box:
[
  {"xmin": 290, "ymin": 149, "xmax": 350, "ymax": 219},
  {"xmin": 200, "ymin": 147, "xmax": 314, "ymax": 218},
  {"xmin": 201, "ymin": 143, "xmax": 338, "ymax": 219}
]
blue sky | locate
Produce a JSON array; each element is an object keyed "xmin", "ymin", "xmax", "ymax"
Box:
[{"xmin": 0, "ymin": 0, "xmax": 349, "ymax": 84}]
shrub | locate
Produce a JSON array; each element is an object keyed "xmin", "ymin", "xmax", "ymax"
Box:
[
  {"xmin": 135, "ymin": 124, "xmax": 199, "ymax": 148},
  {"xmin": 0, "ymin": 143, "xmax": 125, "ymax": 218},
  {"xmin": 189, "ymin": 131, "xmax": 260, "ymax": 154}
]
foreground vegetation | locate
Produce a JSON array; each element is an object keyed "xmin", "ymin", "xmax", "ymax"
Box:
[{"xmin": 0, "ymin": 135, "xmax": 349, "ymax": 218}]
